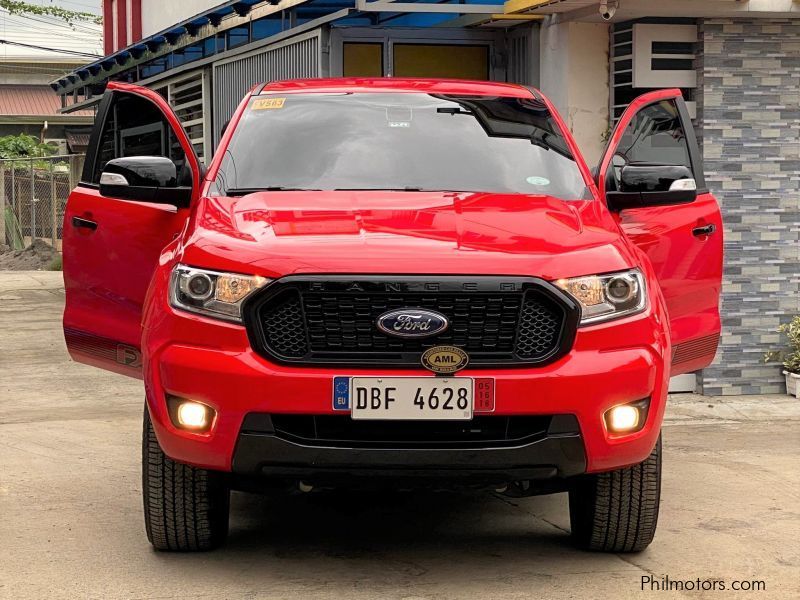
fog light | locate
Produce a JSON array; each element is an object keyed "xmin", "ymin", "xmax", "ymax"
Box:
[
  {"xmin": 177, "ymin": 402, "xmax": 208, "ymax": 428},
  {"xmin": 607, "ymin": 405, "xmax": 639, "ymax": 432},
  {"xmin": 165, "ymin": 397, "xmax": 216, "ymax": 433},
  {"xmin": 604, "ymin": 398, "xmax": 652, "ymax": 435}
]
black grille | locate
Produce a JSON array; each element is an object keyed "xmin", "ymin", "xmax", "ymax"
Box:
[
  {"xmin": 259, "ymin": 291, "xmax": 309, "ymax": 358},
  {"xmin": 248, "ymin": 414, "xmax": 554, "ymax": 449},
  {"xmin": 244, "ymin": 276, "xmax": 578, "ymax": 367}
]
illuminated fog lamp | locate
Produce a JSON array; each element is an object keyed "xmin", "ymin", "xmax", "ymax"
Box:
[
  {"xmin": 605, "ymin": 404, "xmax": 642, "ymax": 434},
  {"xmin": 177, "ymin": 402, "xmax": 208, "ymax": 429},
  {"xmin": 168, "ymin": 397, "xmax": 215, "ymax": 432}
]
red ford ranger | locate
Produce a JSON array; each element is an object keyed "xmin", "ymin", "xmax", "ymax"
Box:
[{"xmin": 62, "ymin": 78, "xmax": 722, "ymax": 553}]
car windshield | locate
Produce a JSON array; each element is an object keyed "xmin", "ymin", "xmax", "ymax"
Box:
[{"xmin": 213, "ymin": 92, "xmax": 588, "ymax": 199}]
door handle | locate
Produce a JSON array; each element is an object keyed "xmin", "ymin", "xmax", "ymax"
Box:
[
  {"xmin": 72, "ymin": 216, "xmax": 98, "ymax": 231},
  {"xmin": 692, "ymin": 224, "xmax": 716, "ymax": 237}
]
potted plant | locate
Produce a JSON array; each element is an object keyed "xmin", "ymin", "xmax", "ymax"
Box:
[{"xmin": 765, "ymin": 316, "xmax": 800, "ymax": 398}]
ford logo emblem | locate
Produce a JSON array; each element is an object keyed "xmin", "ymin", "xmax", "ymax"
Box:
[{"xmin": 376, "ymin": 309, "xmax": 449, "ymax": 339}]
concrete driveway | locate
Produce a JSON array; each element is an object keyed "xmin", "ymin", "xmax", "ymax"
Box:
[{"xmin": 1, "ymin": 272, "xmax": 799, "ymax": 599}]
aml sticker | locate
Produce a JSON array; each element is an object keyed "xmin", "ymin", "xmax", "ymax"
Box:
[
  {"xmin": 252, "ymin": 97, "xmax": 286, "ymax": 110},
  {"xmin": 421, "ymin": 346, "xmax": 469, "ymax": 375}
]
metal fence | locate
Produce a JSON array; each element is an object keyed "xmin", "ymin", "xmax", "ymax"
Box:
[{"xmin": 0, "ymin": 155, "xmax": 84, "ymax": 252}]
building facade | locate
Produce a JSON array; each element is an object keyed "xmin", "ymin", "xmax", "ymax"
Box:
[
  {"xmin": 0, "ymin": 57, "xmax": 94, "ymax": 151},
  {"xmin": 53, "ymin": 0, "xmax": 800, "ymax": 395}
]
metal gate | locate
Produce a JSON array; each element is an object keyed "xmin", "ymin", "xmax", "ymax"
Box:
[{"xmin": 212, "ymin": 30, "xmax": 324, "ymax": 146}]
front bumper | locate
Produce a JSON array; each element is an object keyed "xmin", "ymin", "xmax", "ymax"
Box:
[{"xmin": 142, "ymin": 283, "xmax": 671, "ymax": 476}]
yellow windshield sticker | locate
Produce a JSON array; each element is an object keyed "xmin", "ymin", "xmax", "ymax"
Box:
[{"xmin": 252, "ymin": 98, "xmax": 286, "ymax": 110}]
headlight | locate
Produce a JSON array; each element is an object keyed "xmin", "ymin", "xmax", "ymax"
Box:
[
  {"xmin": 554, "ymin": 269, "xmax": 646, "ymax": 325},
  {"xmin": 169, "ymin": 265, "xmax": 271, "ymax": 322}
]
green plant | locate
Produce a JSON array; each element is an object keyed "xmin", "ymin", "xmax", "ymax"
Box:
[
  {"xmin": 0, "ymin": 0, "xmax": 101, "ymax": 25},
  {"xmin": 0, "ymin": 134, "xmax": 58, "ymax": 160},
  {"xmin": 3, "ymin": 205, "xmax": 24, "ymax": 250},
  {"xmin": 47, "ymin": 255, "xmax": 63, "ymax": 271},
  {"xmin": 764, "ymin": 316, "xmax": 800, "ymax": 374}
]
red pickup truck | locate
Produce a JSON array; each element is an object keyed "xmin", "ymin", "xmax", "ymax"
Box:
[{"xmin": 62, "ymin": 78, "xmax": 722, "ymax": 553}]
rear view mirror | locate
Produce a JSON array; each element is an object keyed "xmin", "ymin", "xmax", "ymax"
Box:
[
  {"xmin": 607, "ymin": 164, "xmax": 697, "ymax": 212},
  {"xmin": 99, "ymin": 156, "xmax": 191, "ymax": 208}
]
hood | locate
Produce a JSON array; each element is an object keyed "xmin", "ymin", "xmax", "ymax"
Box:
[{"xmin": 181, "ymin": 191, "xmax": 635, "ymax": 280}]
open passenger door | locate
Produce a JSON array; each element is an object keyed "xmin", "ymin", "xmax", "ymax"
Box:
[
  {"xmin": 598, "ymin": 89, "xmax": 723, "ymax": 376},
  {"xmin": 62, "ymin": 82, "xmax": 202, "ymax": 377}
]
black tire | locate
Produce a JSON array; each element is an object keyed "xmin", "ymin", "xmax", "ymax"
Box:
[
  {"xmin": 568, "ymin": 435, "xmax": 661, "ymax": 553},
  {"xmin": 142, "ymin": 407, "xmax": 230, "ymax": 551}
]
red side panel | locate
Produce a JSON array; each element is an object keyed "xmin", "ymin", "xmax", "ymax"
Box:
[
  {"xmin": 130, "ymin": 0, "xmax": 142, "ymax": 43},
  {"xmin": 103, "ymin": 0, "xmax": 114, "ymax": 54},
  {"xmin": 116, "ymin": 0, "xmax": 128, "ymax": 49}
]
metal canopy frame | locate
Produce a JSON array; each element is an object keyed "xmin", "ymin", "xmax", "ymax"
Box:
[{"xmin": 53, "ymin": 0, "xmax": 519, "ymax": 112}]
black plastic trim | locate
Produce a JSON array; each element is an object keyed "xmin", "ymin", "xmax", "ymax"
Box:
[
  {"xmin": 71, "ymin": 216, "xmax": 97, "ymax": 230},
  {"xmin": 80, "ymin": 91, "xmax": 113, "ymax": 185},
  {"xmin": 246, "ymin": 414, "xmax": 556, "ymax": 450},
  {"xmin": 241, "ymin": 275, "xmax": 581, "ymax": 369},
  {"xmin": 231, "ymin": 414, "xmax": 587, "ymax": 481},
  {"xmin": 676, "ymin": 95, "xmax": 707, "ymax": 190},
  {"xmin": 596, "ymin": 94, "xmax": 709, "ymax": 201}
]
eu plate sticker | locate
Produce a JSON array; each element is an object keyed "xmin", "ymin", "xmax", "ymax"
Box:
[{"xmin": 333, "ymin": 376, "xmax": 350, "ymax": 411}]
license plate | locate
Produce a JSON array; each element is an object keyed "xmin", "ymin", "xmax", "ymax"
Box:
[{"xmin": 337, "ymin": 377, "xmax": 474, "ymax": 420}]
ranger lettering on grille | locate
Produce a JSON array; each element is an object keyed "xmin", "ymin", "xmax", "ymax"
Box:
[{"xmin": 307, "ymin": 281, "xmax": 524, "ymax": 292}]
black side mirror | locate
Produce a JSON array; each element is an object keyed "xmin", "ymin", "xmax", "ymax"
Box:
[
  {"xmin": 99, "ymin": 156, "xmax": 192, "ymax": 208},
  {"xmin": 607, "ymin": 164, "xmax": 697, "ymax": 212}
]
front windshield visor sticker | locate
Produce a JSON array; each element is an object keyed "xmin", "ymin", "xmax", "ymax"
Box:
[{"xmin": 253, "ymin": 98, "xmax": 286, "ymax": 110}]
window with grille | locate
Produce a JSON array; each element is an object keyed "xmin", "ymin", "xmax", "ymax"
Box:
[
  {"xmin": 611, "ymin": 22, "xmax": 697, "ymax": 123},
  {"xmin": 152, "ymin": 71, "xmax": 209, "ymax": 164}
]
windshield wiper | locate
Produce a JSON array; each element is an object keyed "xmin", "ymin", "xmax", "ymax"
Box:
[{"xmin": 225, "ymin": 186, "xmax": 321, "ymax": 196}]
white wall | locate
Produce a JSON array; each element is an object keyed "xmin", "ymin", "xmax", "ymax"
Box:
[
  {"xmin": 539, "ymin": 20, "xmax": 610, "ymax": 166},
  {"xmin": 539, "ymin": 20, "xmax": 570, "ymax": 116},
  {"xmin": 141, "ymin": 0, "xmax": 219, "ymax": 37}
]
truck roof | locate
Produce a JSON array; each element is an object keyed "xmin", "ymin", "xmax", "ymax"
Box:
[{"xmin": 258, "ymin": 77, "xmax": 537, "ymax": 98}]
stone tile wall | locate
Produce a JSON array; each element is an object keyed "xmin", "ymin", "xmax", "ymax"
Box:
[{"xmin": 697, "ymin": 19, "xmax": 800, "ymax": 395}]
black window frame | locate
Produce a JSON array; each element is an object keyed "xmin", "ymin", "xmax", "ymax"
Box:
[
  {"xmin": 80, "ymin": 92, "xmax": 113, "ymax": 187},
  {"xmin": 81, "ymin": 90, "xmax": 192, "ymax": 189},
  {"xmin": 599, "ymin": 96, "xmax": 706, "ymax": 195}
]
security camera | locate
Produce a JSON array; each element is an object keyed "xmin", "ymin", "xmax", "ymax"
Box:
[{"xmin": 599, "ymin": 0, "xmax": 618, "ymax": 21}]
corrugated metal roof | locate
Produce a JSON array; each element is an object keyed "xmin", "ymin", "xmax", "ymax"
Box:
[
  {"xmin": 65, "ymin": 130, "xmax": 91, "ymax": 149},
  {"xmin": 0, "ymin": 85, "xmax": 91, "ymax": 116}
]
